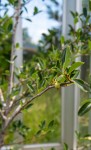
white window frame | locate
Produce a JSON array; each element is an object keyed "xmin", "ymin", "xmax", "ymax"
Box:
[{"xmin": 62, "ymin": 0, "xmax": 82, "ymax": 149}]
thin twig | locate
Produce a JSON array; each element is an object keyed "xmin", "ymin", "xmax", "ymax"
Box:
[{"xmin": 6, "ymin": 90, "xmax": 29, "ymax": 115}]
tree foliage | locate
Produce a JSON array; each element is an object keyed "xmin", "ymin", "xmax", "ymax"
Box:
[
  {"xmin": 0, "ymin": 0, "xmax": 91, "ymax": 148},
  {"xmin": 38, "ymin": 0, "xmax": 62, "ymax": 51}
]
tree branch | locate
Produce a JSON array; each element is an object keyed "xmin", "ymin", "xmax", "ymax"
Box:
[
  {"xmin": 0, "ymin": 111, "xmax": 7, "ymax": 121},
  {"xmin": 6, "ymin": 90, "xmax": 29, "ymax": 115},
  {"xmin": 5, "ymin": 81, "xmax": 73, "ymax": 129}
]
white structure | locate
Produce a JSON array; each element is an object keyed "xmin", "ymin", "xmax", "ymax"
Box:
[
  {"xmin": 62, "ymin": 0, "xmax": 82, "ymax": 149},
  {"xmin": 14, "ymin": 0, "xmax": 23, "ymax": 82}
]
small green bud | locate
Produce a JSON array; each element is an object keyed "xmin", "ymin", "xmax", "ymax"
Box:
[{"xmin": 54, "ymin": 81, "xmax": 60, "ymax": 89}]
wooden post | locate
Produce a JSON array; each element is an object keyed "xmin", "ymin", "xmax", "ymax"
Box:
[{"xmin": 61, "ymin": 0, "xmax": 82, "ymax": 149}]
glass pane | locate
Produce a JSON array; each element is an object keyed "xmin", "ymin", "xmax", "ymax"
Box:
[
  {"xmin": 0, "ymin": 0, "xmax": 61, "ymax": 146},
  {"xmin": 22, "ymin": 0, "xmax": 62, "ymax": 144}
]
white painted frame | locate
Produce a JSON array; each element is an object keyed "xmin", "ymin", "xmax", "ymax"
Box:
[
  {"xmin": 1, "ymin": 143, "xmax": 61, "ymax": 150},
  {"xmin": 14, "ymin": 0, "xmax": 23, "ymax": 83},
  {"xmin": 62, "ymin": 0, "xmax": 82, "ymax": 149}
]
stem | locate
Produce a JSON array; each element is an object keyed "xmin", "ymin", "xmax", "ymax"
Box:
[
  {"xmin": 6, "ymin": 81, "xmax": 73, "ymax": 128},
  {"xmin": 5, "ymin": 90, "xmax": 28, "ymax": 115},
  {"xmin": 0, "ymin": 81, "xmax": 73, "ymax": 149}
]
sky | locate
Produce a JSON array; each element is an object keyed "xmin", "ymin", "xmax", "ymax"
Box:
[
  {"xmin": 22, "ymin": 0, "xmax": 62, "ymax": 43},
  {"xmin": 1, "ymin": 0, "xmax": 62, "ymax": 44}
]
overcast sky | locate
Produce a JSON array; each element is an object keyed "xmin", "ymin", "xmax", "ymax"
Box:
[
  {"xmin": 1, "ymin": 0, "xmax": 62, "ymax": 44},
  {"xmin": 22, "ymin": 0, "xmax": 62, "ymax": 43}
]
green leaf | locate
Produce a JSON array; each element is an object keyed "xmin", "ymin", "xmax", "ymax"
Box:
[
  {"xmin": 27, "ymin": 84, "xmax": 34, "ymax": 92},
  {"xmin": 13, "ymin": 55, "xmax": 17, "ymax": 60},
  {"xmin": 57, "ymin": 75, "xmax": 66, "ymax": 83},
  {"xmin": 36, "ymin": 130, "xmax": 42, "ymax": 136},
  {"xmin": 0, "ymin": 103, "xmax": 3, "ymax": 109},
  {"xmin": 14, "ymin": 0, "xmax": 18, "ymax": 7},
  {"xmin": 69, "ymin": 62, "xmax": 84, "ymax": 74},
  {"xmin": 24, "ymin": 6, "xmax": 28, "ymax": 13},
  {"xmin": 88, "ymin": 40, "xmax": 91, "ymax": 50},
  {"xmin": 15, "ymin": 43, "xmax": 19, "ymax": 48},
  {"xmin": 70, "ymin": 11, "xmax": 75, "ymax": 18},
  {"xmin": 41, "ymin": 120, "xmax": 46, "ymax": 129},
  {"xmin": 50, "ymin": 148, "xmax": 55, "ymax": 150},
  {"xmin": 62, "ymin": 48, "xmax": 66, "ymax": 65},
  {"xmin": 70, "ymin": 70, "xmax": 79, "ymax": 79},
  {"xmin": 25, "ymin": 18, "xmax": 32, "ymax": 22},
  {"xmin": 13, "ymin": 120, "xmax": 22, "ymax": 129},
  {"xmin": 48, "ymin": 120, "xmax": 54, "ymax": 128},
  {"xmin": 39, "ymin": 120, "xmax": 46, "ymax": 129},
  {"xmin": 7, "ymin": 22, "xmax": 13, "ymax": 31},
  {"xmin": 83, "ymin": 7, "xmax": 87, "ymax": 17},
  {"xmin": 25, "ymin": 103, "xmax": 33, "ymax": 110},
  {"xmin": 4, "ymin": 9, "xmax": 9, "ymax": 16},
  {"xmin": 75, "ymin": 131, "xmax": 81, "ymax": 139},
  {"xmin": 89, "ymin": 0, "xmax": 91, "ymax": 11},
  {"xmin": 33, "ymin": 7, "xmax": 38, "ymax": 15},
  {"xmin": 78, "ymin": 101, "xmax": 91, "ymax": 116},
  {"xmin": 20, "ymin": 10, "xmax": 23, "ymax": 16},
  {"xmin": 60, "ymin": 36, "xmax": 65, "ymax": 44},
  {"xmin": 73, "ymin": 79, "xmax": 89, "ymax": 92},
  {"xmin": 74, "ymin": 17, "xmax": 78, "ymax": 24},
  {"xmin": 5, "ymin": 59, "xmax": 13, "ymax": 64},
  {"xmin": 63, "ymin": 47, "xmax": 71, "ymax": 70},
  {"xmin": 63, "ymin": 143, "xmax": 69, "ymax": 150},
  {"xmin": 33, "ymin": 7, "xmax": 42, "ymax": 15},
  {"xmin": 8, "ymin": 0, "xmax": 14, "ymax": 4}
]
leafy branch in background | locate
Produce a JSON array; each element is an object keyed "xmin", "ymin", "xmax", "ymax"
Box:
[{"xmin": 38, "ymin": 0, "xmax": 62, "ymax": 51}]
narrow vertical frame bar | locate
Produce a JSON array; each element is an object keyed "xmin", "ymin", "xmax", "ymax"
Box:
[
  {"xmin": 14, "ymin": 0, "xmax": 23, "ymax": 83},
  {"xmin": 61, "ymin": 0, "xmax": 82, "ymax": 149}
]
